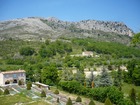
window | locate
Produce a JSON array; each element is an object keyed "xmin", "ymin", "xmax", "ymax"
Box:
[{"xmin": 13, "ymin": 74, "xmax": 17, "ymax": 78}]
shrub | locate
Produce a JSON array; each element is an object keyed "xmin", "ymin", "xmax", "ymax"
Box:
[
  {"xmin": 41, "ymin": 90, "xmax": 46, "ymax": 97},
  {"xmin": 129, "ymin": 88, "xmax": 136, "ymax": 105},
  {"xmin": 4, "ymin": 89, "xmax": 10, "ymax": 95},
  {"xmin": 104, "ymin": 97, "xmax": 112, "ymax": 105},
  {"xmin": 88, "ymin": 100, "xmax": 95, "ymax": 105},
  {"xmin": 57, "ymin": 98, "xmax": 59, "ymax": 103},
  {"xmin": 76, "ymin": 96, "xmax": 82, "ymax": 102},
  {"xmin": 18, "ymin": 80, "xmax": 22, "ymax": 85},
  {"xmin": 27, "ymin": 82, "xmax": 32, "ymax": 90},
  {"xmin": 138, "ymin": 92, "xmax": 140, "ymax": 101},
  {"xmin": 54, "ymin": 89, "xmax": 59, "ymax": 94},
  {"xmin": 66, "ymin": 97, "xmax": 73, "ymax": 105},
  {"xmin": 0, "ymin": 89, "xmax": 3, "ymax": 95},
  {"xmin": 118, "ymin": 99, "xmax": 134, "ymax": 105}
]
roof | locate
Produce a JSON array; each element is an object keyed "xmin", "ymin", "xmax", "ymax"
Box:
[{"xmin": 0, "ymin": 70, "xmax": 25, "ymax": 74}]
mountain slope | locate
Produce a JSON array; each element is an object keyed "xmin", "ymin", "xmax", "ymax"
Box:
[{"xmin": 0, "ymin": 17, "xmax": 133, "ymax": 44}]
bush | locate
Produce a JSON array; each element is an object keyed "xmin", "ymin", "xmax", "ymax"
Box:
[
  {"xmin": 0, "ymin": 89, "xmax": 3, "ymax": 95},
  {"xmin": 129, "ymin": 88, "xmax": 136, "ymax": 105},
  {"xmin": 57, "ymin": 98, "xmax": 59, "ymax": 103},
  {"xmin": 88, "ymin": 100, "xmax": 95, "ymax": 105},
  {"xmin": 138, "ymin": 92, "xmax": 140, "ymax": 101},
  {"xmin": 66, "ymin": 97, "xmax": 73, "ymax": 105},
  {"xmin": 27, "ymin": 82, "xmax": 32, "ymax": 90},
  {"xmin": 76, "ymin": 96, "xmax": 82, "ymax": 102},
  {"xmin": 104, "ymin": 97, "xmax": 112, "ymax": 105},
  {"xmin": 54, "ymin": 89, "xmax": 59, "ymax": 94},
  {"xmin": 4, "ymin": 89, "xmax": 10, "ymax": 95},
  {"xmin": 20, "ymin": 46, "xmax": 35, "ymax": 56},
  {"xmin": 41, "ymin": 90, "xmax": 46, "ymax": 97},
  {"xmin": 18, "ymin": 80, "xmax": 22, "ymax": 85}
]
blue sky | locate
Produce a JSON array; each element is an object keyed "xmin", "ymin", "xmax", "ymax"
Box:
[{"xmin": 0, "ymin": 0, "xmax": 140, "ymax": 32}]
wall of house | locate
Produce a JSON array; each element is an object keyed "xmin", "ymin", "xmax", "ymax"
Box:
[{"xmin": 0, "ymin": 73, "xmax": 4, "ymax": 86}]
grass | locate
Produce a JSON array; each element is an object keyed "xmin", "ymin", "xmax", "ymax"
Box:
[
  {"xmin": 122, "ymin": 83, "xmax": 140, "ymax": 95},
  {"xmin": 0, "ymin": 93, "xmax": 32, "ymax": 105}
]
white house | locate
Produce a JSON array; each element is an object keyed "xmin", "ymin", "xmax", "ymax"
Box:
[
  {"xmin": 82, "ymin": 51, "xmax": 93, "ymax": 57},
  {"xmin": 0, "ymin": 70, "xmax": 26, "ymax": 86}
]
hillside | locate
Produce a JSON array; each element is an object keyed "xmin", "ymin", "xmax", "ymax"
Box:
[{"xmin": 0, "ymin": 17, "xmax": 133, "ymax": 44}]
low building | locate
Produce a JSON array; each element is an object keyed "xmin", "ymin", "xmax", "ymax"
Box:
[
  {"xmin": 82, "ymin": 51, "xmax": 93, "ymax": 57},
  {"xmin": 0, "ymin": 70, "xmax": 26, "ymax": 86}
]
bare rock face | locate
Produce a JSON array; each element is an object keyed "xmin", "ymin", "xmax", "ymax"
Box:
[{"xmin": 0, "ymin": 17, "xmax": 134, "ymax": 43}]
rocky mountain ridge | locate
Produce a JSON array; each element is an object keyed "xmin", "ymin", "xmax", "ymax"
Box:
[{"xmin": 0, "ymin": 17, "xmax": 133, "ymax": 43}]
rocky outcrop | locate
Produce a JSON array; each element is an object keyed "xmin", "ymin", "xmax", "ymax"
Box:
[{"xmin": 0, "ymin": 17, "xmax": 134, "ymax": 43}]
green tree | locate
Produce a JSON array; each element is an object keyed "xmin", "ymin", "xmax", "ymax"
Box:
[
  {"xmin": 66, "ymin": 98, "xmax": 73, "ymax": 105},
  {"xmin": 104, "ymin": 97, "xmax": 112, "ymax": 105},
  {"xmin": 132, "ymin": 33, "xmax": 140, "ymax": 46},
  {"xmin": 41, "ymin": 64, "xmax": 59, "ymax": 85},
  {"xmin": 27, "ymin": 82, "xmax": 32, "ymax": 90},
  {"xmin": 74, "ymin": 70, "xmax": 85, "ymax": 84},
  {"xmin": 54, "ymin": 89, "xmax": 59, "ymax": 94},
  {"xmin": 18, "ymin": 80, "xmax": 22, "ymax": 85},
  {"xmin": 97, "ymin": 67, "xmax": 112, "ymax": 87},
  {"xmin": 41, "ymin": 90, "xmax": 46, "ymax": 97},
  {"xmin": 129, "ymin": 88, "xmax": 136, "ymax": 105},
  {"xmin": 88, "ymin": 100, "xmax": 95, "ymax": 105},
  {"xmin": 76, "ymin": 96, "xmax": 82, "ymax": 102},
  {"xmin": 20, "ymin": 46, "xmax": 35, "ymax": 56},
  {"xmin": 4, "ymin": 89, "xmax": 10, "ymax": 95}
]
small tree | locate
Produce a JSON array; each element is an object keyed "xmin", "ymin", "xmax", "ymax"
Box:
[
  {"xmin": 88, "ymin": 99, "xmax": 95, "ymax": 105},
  {"xmin": 0, "ymin": 89, "xmax": 3, "ymax": 95},
  {"xmin": 104, "ymin": 97, "xmax": 112, "ymax": 105},
  {"xmin": 129, "ymin": 88, "xmax": 136, "ymax": 105},
  {"xmin": 27, "ymin": 82, "xmax": 32, "ymax": 90},
  {"xmin": 41, "ymin": 90, "xmax": 46, "ymax": 97},
  {"xmin": 57, "ymin": 98, "xmax": 59, "ymax": 103},
  {"xmin": 91, "ymin": 81, "xmax": 94, "ymax": 88},
  {"xmin": 4, "ymin": 89, "xmax": 10, "ymax": 95},
  {"xmin": 76, "ymin": 96, "xmax": 82, "ymax": 102},
  {"xmin": 66, "ymin": 97, "xmax": 73, "ymax": 105},
  {"xmin": 54, "ymin": 89, "xmax": 59, "ymax": 94},
  {"xmin": 18, "ymin": 80, "xmax": 22, "ymax": 85},
  {"xmin": 138, "ymin": 92, "xmax": 140, "ymax": 101}
]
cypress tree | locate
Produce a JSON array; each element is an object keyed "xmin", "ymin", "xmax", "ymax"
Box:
[
  {"xmin": 76, "ymin": 96, "xmax": 82, "ymax": 102},
  {"xmin": 41, "ymin": 90, "xmax": 46, "ymax": 97},
  {"xmin": 104, "ymin": 97, "xmax": 112, "ymax": 105},
  {"xmin": 88, "ymin": 99, "xmax": 95, "ymax": 105},
  {"xmin": 66, "ymin": 97, "xmax": 73, "ymax": 105},
  {"xmin": 129, "ymin": 88, "xmax": 136, "ymax": 105},
  {"xmin": 4, "ymin": 89, "xmax": 10, "ymax": 95}
]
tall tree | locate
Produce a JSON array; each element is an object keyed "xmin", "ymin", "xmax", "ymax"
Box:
[
  {"xmin": 129, "ymin": 88, "xmax": 136, "ymax": 105},
  {"xmin": 97, "ymin": 67, "xmax": 112, "ymax": 87},
  {"xmin": 104, "ymin": 97, "xmax": 112, "ymax": 105}
]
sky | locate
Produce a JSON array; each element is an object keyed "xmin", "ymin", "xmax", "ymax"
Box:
[{"xmin": 0, "ymin": 0, "xmax": 140, "ymax": 32}]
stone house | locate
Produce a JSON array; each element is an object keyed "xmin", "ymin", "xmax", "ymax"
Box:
[
  {"xmin": 0, "ymin": 70, "xmax": 26, "ymax": 86},
  {"xmin": 82, "ymin": 51, "xmax": 93, "ymax": 57}
]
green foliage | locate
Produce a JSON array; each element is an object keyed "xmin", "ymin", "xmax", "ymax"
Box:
[
  {"xmin": 104, "ymin": 97, "xmax": 112, "ymax": 105},
  {"xmin": 76, "ymin": 96, "xmax": 82, "ymax": 102},
  {"xmin": 0, "ymin": 89, "xmax": 3, "ymax": 95},
  {"xmin": 59, "ymin": 81, "xmax": 123, "ymax": 104},
  {"xmin": 118, "ymin": 99, "xmax": 134, "ymax": 105},
  {"xmin": 96, "ymin": 68, "xmax": 112, "ymax": 87},
  {"xmin": 27, "ymin": 82, "xmax": 32, "ymax": 90},
  {"xmin": 54, "ymin": 89, "xmax": 59, "ymax": 94},
  {"xmin": 138, "ymin": 92, "xmax": 140, "ymax": 101},
  {"xmin": 129, "ymin": 88, "xmax": 136, "ymax": 105},
  {"xmin": 72, "ymin": 38, "xmax": 140, "ymax": 58},
  {"xmin": 41, "ymin": 90, "xmax": 46, "ymax": 97},
  {"xmin": 18, "ymin": 80, "xmax": 22, "ymax": 85},
  {"xmin": 66, "ymin": 98, "xmax": 73, "ymax": 105},
  {"xmin": 41, "ymin": 64, "xmax": 59, "ymax": 85},
  {"xmin": 74, "ymin": 70, "xmax": 85, "ymax": 84},
  {"xmin": 88, "ymin": 100, "xmax": 95, "ymax": 105},
  {"xmin": 20, "ymin": 46, "xmax": 35, "ymax": 56},
  {"xmin": 132, "ymin": 33, "xmax": 140, "ymax": 46},
  {"xmin": 4, "ymin": 89, "xmax": 10, "ymax": 95},
  {"xmin": 57, "ymin": 98, "xmax": 59, "ymax": 103}
]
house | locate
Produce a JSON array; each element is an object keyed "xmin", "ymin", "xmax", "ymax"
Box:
[
  {"xmin": 82, "ymin": 51, "xmax": 93, "ymax": 57},
  {"xmin": 0, "ymin": 70, "xmax": 26, "ymax": 86}
]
